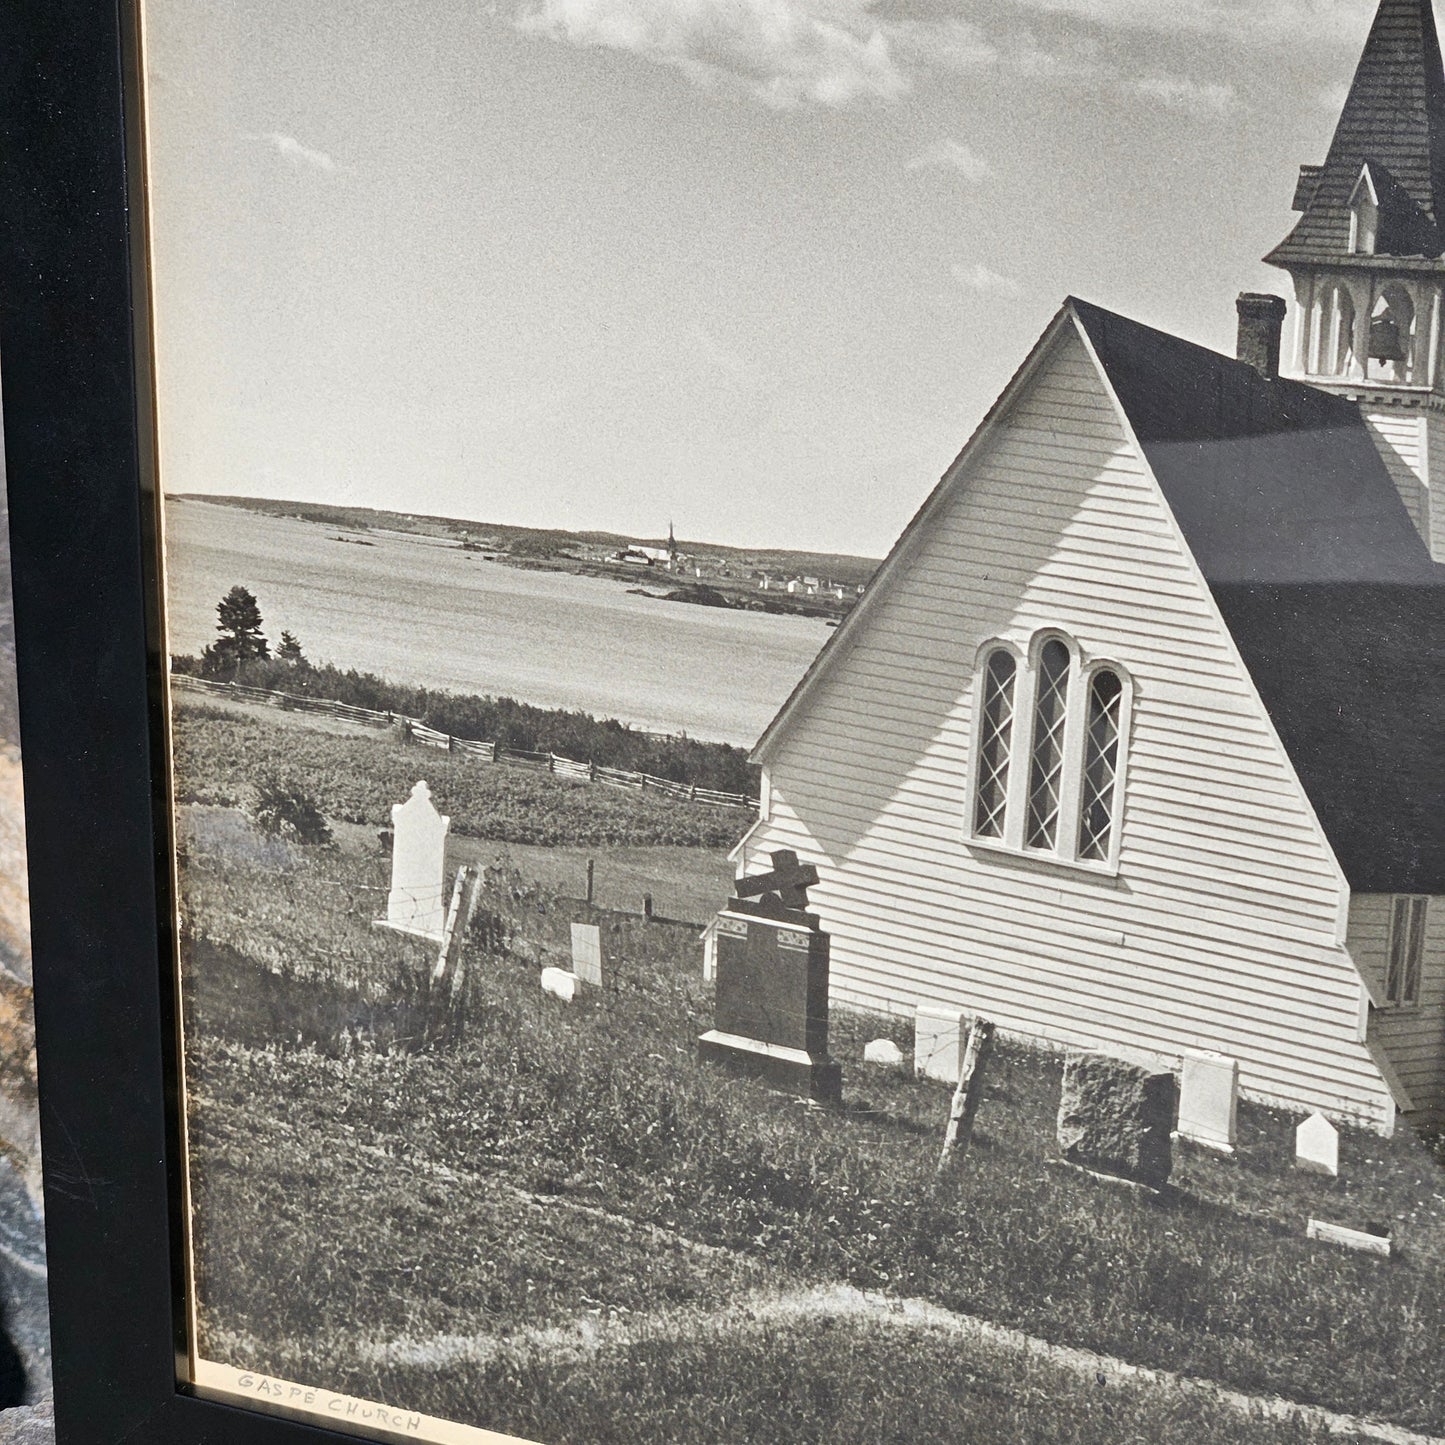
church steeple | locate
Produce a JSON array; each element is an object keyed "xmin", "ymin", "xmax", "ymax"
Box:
[
  {"xmin": 1270, "ymin": 0, "xmax": 1445, "ymax": 394},
  {"xmin": 1269, "ymin": 0, "xmax": 1445, "ymax": 558},
  {"xmin": 1270, "ymin": 0, "xmax": 1445, "ymax": 269}
]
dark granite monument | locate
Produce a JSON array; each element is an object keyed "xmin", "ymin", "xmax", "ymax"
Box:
[{"xmin": 698, "ymin": 850, "xmax": 842, "ymax": 1104}]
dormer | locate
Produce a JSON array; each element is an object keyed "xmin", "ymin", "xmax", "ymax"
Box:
[{"xmin": 1349, "ymin": 164, "xmax": 1380, "ymax": 254}]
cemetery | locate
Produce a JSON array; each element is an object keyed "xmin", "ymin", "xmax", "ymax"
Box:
[{"xmin": 170, "ymin": 698, "xmax": 1445, "ymax": 1443}]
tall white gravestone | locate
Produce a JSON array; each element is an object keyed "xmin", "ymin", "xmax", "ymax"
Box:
[
  {"xmin": 381, "ymin": 781, "xmax": 450, "ymax": 941},
  {"xmin": 1176, "ymin": 1051, "xmax": 1238, "ymax": 1152},
  {"xmin": 914, "ymin": 1004, "xmax": 967, "ymax": 1085}
]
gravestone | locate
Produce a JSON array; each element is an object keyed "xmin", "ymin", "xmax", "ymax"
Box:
[
  {"xmin": 570, "ymin": 923, "xmax": 605, "ymax": 989},
  {"xmin": 914, "ymin": 1004, "xmax": 967, "ymax": 1085},
  {"xmin": 697, "ymin": 850, "xmax": 841, "ymax": 1103},
  {"xmin": 540, "ymin": 967, "xmax": 578, "ymax": 1003},
  {"xmin": 1176, "ymin": 1051, "xmax": 1238, "ymax": 1152},
  {"xmin": 377, "ymin": 781, "xmax": 450, "ymax": 941},
  {"xmin": 864, "ymin": 1039, "xmax": 903, "ymax": 1066},
  {"xmin": 1296, "ymin": 1112, "xmax": 1339, "ymax": 1177},
  {"xmin": 1057, "ymin": 1050, "xmax": 1174, "ymax": 1189}
]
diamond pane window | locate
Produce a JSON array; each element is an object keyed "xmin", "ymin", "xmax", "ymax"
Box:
[
  {"xmin": 973, "ymin": 650, "xmax": 1017, "ymax": 839},
  {"xmin": 1026, "ymin": 640, "xmax": 1070, "ymax": 850},
  {"xmin": 1386, "ymin": 895, "xmax": 1428, "ymax": 1006},
  {"xmin": 1077, "ymin": 669, "xmax": 1122, "ymax": 862}
]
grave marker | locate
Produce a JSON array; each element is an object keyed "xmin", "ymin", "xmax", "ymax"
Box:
[
  {"xmin": 864, "ymin": 1039, "xmax": 903, "ymax": 1066},
  {"xmin": 1176, "ymin": 1051, "xmax": 1238, "ymax": 1152},
  {"xmin": 1296, "ymin": 1112, "xmax": 1339, "ymax": 1177},
  {"xmin": 1057, "ymin": 1051, "xmax": 1174, "ymax": 1190},
  {"xmin": 541, "ymin": 967, "xmax": 578, "ymax": 1003},
  {"xmin": 914, "ymin": 1005, "xmax": 967, "ymax": 1085},
  {"xmin": 938, "ymin": 1017, "xmax": 995, "ymax": 1168},
  {"xmin": 698, "ymin": 850, "xmax": 841, "ymax": 1103},
  {"xmin": 571, "ymin": 923, "xmax": 605, "ymax": 989},
  {"xmin": 377, "ymin": 781, "xmax": 450, "ymax": 941}
]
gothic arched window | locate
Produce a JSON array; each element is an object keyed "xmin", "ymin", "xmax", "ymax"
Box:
[
  {"xmin": 972, "ymin": 649, "xmax": 1017, "ymax": 840},
  {"xmin": 1026, "ymin": 639, "xmax": 1072, "ymax": 850},
  {"xmin": 967, "ymin": 633, "xmax": 1131, "ymax": 870}
]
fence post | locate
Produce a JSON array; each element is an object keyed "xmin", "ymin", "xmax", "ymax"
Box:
[
  {"xmin": 643, "ymin": 892, "xmax": 653, "ymax": 921},
  {"xmin": 589, "ymin": 759, "xmax": 596, "ymax": 782},
  {"xmin": 586, "ymin": 859, "xmax": 595, "ymax": 905},
  {"xmin": 448, "ymin": 734, "xmax": 456, "ymax": 754},
  {"xmin": 549, "ymin": 754, "xmax": 556, "ymax": 775},
  {"xmin": 689, "ymin": 783, "xmax": 696, "ymax": 802}
]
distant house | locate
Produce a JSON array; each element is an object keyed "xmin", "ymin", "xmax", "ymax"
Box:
[{"xmin": 733, "ymin": 0, "xmax": 1445, "ymax": 1132}]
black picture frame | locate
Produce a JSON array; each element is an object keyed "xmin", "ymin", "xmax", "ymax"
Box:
[{"xmin": 0, "ymin": 3, "xmax": 357, "ymax": 1440}]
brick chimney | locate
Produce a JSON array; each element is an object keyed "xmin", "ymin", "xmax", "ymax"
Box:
[{"xmin": 1236, "ymin": 293, "xmax": 1287, "ymax": 378}]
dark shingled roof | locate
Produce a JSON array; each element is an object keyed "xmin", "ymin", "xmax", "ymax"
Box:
[
  {"xmin": 1267, "ymin": 0, "xmax": 1445, "ymax": 265},
  {"xmin": 1072, "ymin": 298, "xmax": 1445, "ymax": 892}
]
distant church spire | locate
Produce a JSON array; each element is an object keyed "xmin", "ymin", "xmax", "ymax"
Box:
[{"xmin": 1268, "ymin": 0, "xmax": 1445, "ymax": 559}]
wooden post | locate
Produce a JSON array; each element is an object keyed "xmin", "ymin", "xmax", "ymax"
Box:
[
  {"xmin": 586, "ymin": 859, "xmax": 595, "ymax": 905},
  {"xmin": 643, "ymin": 892, "xmax": 653, "ymax": 921},
  {"xmin": 430, "ymin": 865, "xmax": 482, "ymax": 1044},
  {"xmin": 938, "ymin": 1018, "xmax": 995, "ymax": 1169}
]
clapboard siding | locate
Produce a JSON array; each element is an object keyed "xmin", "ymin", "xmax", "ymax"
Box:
[
  {"xmin": 1350, "ymin": 895, "xmax": 1445, "ymax": 1113},
  {"xmin": 1364, "ymin": 409, "xmax": 1428, "ymax": 537},
  {"xmin": 748, "ymin": 323, "xmax": 1394, "ymax": 1128}
]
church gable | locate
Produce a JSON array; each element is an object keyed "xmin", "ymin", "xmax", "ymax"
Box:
[{"xmin": 747, "ymin": 317, "xmax": 1392, "ymax": 1125}]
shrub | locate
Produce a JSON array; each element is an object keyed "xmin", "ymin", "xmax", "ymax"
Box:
[{"xmin": 250, "ymin": 778, "xmax": 332, "ymax": 845}]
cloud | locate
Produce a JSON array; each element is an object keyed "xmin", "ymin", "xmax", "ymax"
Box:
[
  {"xmin": 997, "ymin": 0, "xmax": 1361, "ymax": 45},
  {"xmin": 954, "ymin": 263, "xmax": 1023, "ymax": 299},
  {"xmin": 247, "ymin": 131, "xmax": 338, "ymax": 173},
  {"xmin": 1129, "ymin": 73, "xmax": 1237, "ymax": 114},
  {"xmin": 906, "ymin": 138, "xmax": 992, "ymax": 181},
  {"xmin": 513, "ymin": 0, "xmax": 909, "ymax": 107}
]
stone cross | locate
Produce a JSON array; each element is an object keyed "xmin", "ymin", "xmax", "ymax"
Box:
[
  {"xmin": 733, "ymin": 849, "xmax": 819, "ymax": 910},
  {"xmin": 380, "ymin": 781, "xmax": 450, "ymax": 941},
  {"xmin": 1296, "ymin": 1112, "xmax": 1339, "ymax": 1177},
  {"xmin": 571, "ymin": 922, "xmax": 605, "ymax": 989}
]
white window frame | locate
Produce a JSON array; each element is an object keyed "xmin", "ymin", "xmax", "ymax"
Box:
[
  {"xmin": 963, "ymin": 629, "xmax": 1133, "ymax": 876},
  {"xmin": 1384, "ymin": 895, "xmax": 1429, "ymax": 1008}
]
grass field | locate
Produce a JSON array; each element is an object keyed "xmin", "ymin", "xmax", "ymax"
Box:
[{"xmin": 174, "ymin": 702, "xmax": 1445, "ymax": 1444}]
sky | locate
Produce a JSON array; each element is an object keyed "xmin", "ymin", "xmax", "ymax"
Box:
[{"xmin": 143, "ymin": 0, "xmax": 1389, "ymax": 557}]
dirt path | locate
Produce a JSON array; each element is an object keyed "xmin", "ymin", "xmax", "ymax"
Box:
[{"xmin": 355, "ymin": 1278, "xmax": 1435, "ymax": 1445}]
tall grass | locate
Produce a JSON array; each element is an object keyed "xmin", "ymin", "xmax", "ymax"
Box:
[{"xmin": 181, "ymin": 828, "xmax": 1445, "ymax": 1437}]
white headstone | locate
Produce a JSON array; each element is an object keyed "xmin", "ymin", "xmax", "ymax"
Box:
[
  {"xmin": 864, "ymin": 1039, "xmax": 904, "ymax": 1066},
  {"xmin": 571, "ymin": 923, "xmax": 605, "ymax": 988},
  {"xmin": 1296, "ymin": 1112, "xmax": 1339, "ymax": 1177},
  {"xmin": 540, "ymin": 967, "xmax": 578, "ymax": 1002},
  {"xmin": 914, "ymin": 1004, "xmax": 967, "ymax": 1084},
  {"xmin": 1176, "ymin": 1051, "xmax": 1238, "ymax": 1152},
  {"xmin": 383, "ymin": 782, "xmax": 450, "ymax": 940}
]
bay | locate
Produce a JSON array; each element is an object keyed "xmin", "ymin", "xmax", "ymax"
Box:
[{"xmin": 162, "ymin": 499, "xmax": 833, "ymax": 745}]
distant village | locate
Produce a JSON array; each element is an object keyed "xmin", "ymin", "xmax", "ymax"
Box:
[{"xmin": 603, "ymin": 525, "xmax": 867, "ymax": 609}]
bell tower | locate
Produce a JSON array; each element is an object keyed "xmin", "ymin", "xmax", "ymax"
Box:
[{"xmin": 1267, "ymin": 0, "xmax": 1445, "ymax": 557}]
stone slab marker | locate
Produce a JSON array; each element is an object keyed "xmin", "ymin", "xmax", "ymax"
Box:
[
  {"xmin": 540, "ymin": 967, "xmax": 578, "ymax": 1003},
  {"xmin": 571, "ymin": 923, "xmax": 605, "ymax": 989},
  {"xmin": 914, "ymin": 1004, "xmax": 966, "ymax": 1085},
  {"xmin": 379, "ymin": 781, "xmax": 450, "ymax": 941},
  {"xmin": 1057, "ymin": 1051, "xmax": 1174, "ymax": 1189},
  {"xmin": 697, "ymin": 850, "xmax": 841, "ymax": 1104},
  {"xmin": 1296, "ymin": 1112, "xmax": 1339, "ymax": 1177},
  {"xmin": 1176, "ymin": 1051, "xmax": 1238, "ymax": 1152},
  {"xmin": 863, "ymin": 1039, "xmax": 903, "ymax": 1066}
]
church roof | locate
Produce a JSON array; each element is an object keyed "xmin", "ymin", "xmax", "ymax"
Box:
[
  {"xmin": 1267, "ymin": 0, "xmax": 1445, "ymax": 265},
  {"xmin": 753, "ymin": 297, "xmax": 1444, "ymax": 892},
  {"xmin": 1071, "ymin": 298, "xmax": 1445, "ymax": 892}
]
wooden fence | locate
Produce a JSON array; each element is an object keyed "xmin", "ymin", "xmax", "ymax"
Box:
[{"xmin": 170, "ymin": 673, "xmax": 758, "ymax": 811}]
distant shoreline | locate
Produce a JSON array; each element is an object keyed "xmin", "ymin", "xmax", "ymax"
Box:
[{"xmin": 170, "ymin": 492, "xmax": 877, "ymax": 622}]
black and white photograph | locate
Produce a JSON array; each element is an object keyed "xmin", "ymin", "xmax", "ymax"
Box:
[{"xmin": 140, "ymin": 0, "xmax": 1444, "ymax": 1440}]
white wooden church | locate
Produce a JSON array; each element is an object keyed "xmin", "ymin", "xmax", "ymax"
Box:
[{"xmin": 735, "ymin": 0, "xmax": 1445, "ymax": 1132}]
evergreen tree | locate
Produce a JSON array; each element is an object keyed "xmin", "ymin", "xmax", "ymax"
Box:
[
  {"xmin": 277, "ymin": 630, "xmax": 305, "ymax": 665},
  {"xmin": 201, "ymin": 585, "xmax": 269, "ymax": 676}
]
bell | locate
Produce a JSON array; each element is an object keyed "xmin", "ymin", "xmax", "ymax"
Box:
[{"xmin": 1369, "ymin": 314, "xmax": 1406, "ymax": 362}]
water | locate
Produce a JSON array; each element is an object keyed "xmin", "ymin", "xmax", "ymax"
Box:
[{"xmin": 162, "ymin": 500, "xmax": 833, "ymax": 745}]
